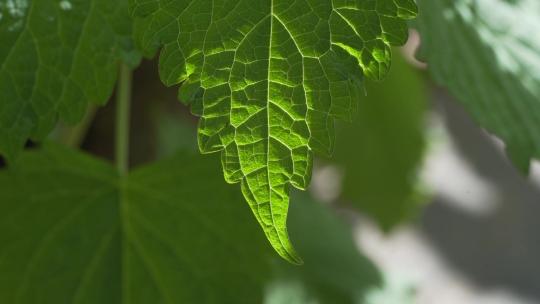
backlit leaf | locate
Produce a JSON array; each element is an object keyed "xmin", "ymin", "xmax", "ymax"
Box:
[{"xmin": 130, "ymin": 0, "xmax": 417, "ymax": 263}]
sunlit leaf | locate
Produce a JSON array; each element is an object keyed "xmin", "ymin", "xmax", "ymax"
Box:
[{"xmin": 130, "ymin": 0, "xmax": 417, "ymax": 263}]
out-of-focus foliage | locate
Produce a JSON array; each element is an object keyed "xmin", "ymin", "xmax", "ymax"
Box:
[
  {"xmin": 332, "ymin": 53, "xmax": 428, "ymax": 229},
  {"xmin": 284, "ymin": 193, "xmax": 381, "ymax": 302},
  {"xmin": 266, "ymin": 192, "xmax": 418, "ymax": 303},
  {"xmin": 0, "ymin": 137, "xmax": 418, "ymax": 303},
  {"xmin": 0, "ymin": 0, "xmax": 139, "ymax": 160},
  {"xmin": 0, "ymin": 144, "xmax": 271, "ymax": 304},
  {"xmin": 154, "ymin": 111, "xmax": 198, "ymax": 158},
  {"xmin": 415, "ymin": 0, "xmax": 540, "ymax": 172}
]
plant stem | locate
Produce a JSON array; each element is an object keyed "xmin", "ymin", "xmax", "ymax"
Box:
[{"xmin": 115, "ymin": 64, "xmax": 132, "ymax": 176}]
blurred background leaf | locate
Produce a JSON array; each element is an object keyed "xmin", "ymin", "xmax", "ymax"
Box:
[
  {"xmin": 0, "ymin": 144, "xmax": 272, "ymax": 304},
  {"xmin": 0, "ymin": 0, "xmax": 140, "ymax": 160},
  {"xmin": 328, "ymin": 52, "xmax": 428, "ymax": 230},
  {"xmin": 414, "ymin": 0, "xmax": 540, "ymax": 172}
]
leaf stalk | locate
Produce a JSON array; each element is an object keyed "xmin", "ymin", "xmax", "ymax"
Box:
[{"xmin": 115, "ymin": 64, "xmax": 132, "ymax": 176}]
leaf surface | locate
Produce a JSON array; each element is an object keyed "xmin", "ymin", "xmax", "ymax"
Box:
[
  {"xmin": 0, "ymin": 144, "xmax": 271, "ymax": 303},
  {"xmin": 130, "ymin": 0, "xmax": 417, "ymax": 263},
  {"xmin": 415, "ymin": 0, "xmax": 540, "ymax": 171},
  {"xmin": 0, "ymin": 0, "xmax": 139, "ymax": 159}
]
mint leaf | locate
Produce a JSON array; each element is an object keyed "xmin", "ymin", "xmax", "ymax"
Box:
[
  {"xmin": 334, "ymin": 53, "xmax": 427, "ymax": 230},
  {"xmin": 130, "ymin": 0, "xmax": 417, "ymax": 263},
  {"xmin": 0, "ymin": 144, "xmax": 270, "ymax": 303},
  {"xmin": 0, "ymin": 0, "xmax": 139, "ymax": 160},
  {"xmin": 415, "ymin": 0, "xmax": 540, "ymax": 171}
]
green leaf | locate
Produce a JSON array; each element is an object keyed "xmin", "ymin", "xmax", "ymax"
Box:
[
  {"xmin": 130, "ymin": 0, "xmax": 417, "ymax": 264},
  {"xmin": 414, "ymin": 0, "xmax": 540, "ymax": 171},
  {"xmin": 0, "ymin": 144, "xmax": 271, "ymax": 303},
  {"xmin": 0, "ymin": 0, "xmax": 139, "ymax": 160},
  {"xmin": 333, "ymin": 53, "xmax": 428, "ymax": 230}
]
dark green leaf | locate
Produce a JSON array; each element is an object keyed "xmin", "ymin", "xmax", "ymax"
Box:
[
  {"xmin": 0, "ymin": 0, "xmax": 139, "ymax": 160},
  {"xmin": 0, "ymin": 144, "xmax": 271, "ymax": 303}
]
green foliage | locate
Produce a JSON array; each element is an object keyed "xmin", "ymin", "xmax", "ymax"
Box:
[
  {"xmin": 129, "ymin": 0, "xmax": 417, "ymax": 263},
  {"xmin": 1, "ymin": 0, "xmax": 537, "ymax": 289},
  {"xmin": 0, "ymin": 143, "xmax": 408, "ymax": 303},
  {"xmin": 0, "ymin": 144, "xmax": 271, "ymax": 303},
  {"xmin": 2, "ymin": 0, "xmax": 539, "ymax": 301},
  {"xmin": 151, "ymin": 104, "xmax": 415, "ymax": 304},
  {"xmin": 415, "ymin": 0, "xmax": 540, "ymax": 172},
  {"xmin": 333, "ymin": 53, "xmax": 427, "ymax": 229},
  {"xmin": 0, "ymin": 0, "xmax": 139, "ymax": 160}
]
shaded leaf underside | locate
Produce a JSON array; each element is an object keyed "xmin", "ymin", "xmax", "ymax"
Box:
[
  {"xmin": 415, "ymin": 0, "xmax": 540, "ymax": 171},
  {"xmin": 0, "ymin": 0, "xmax": 137, "ymax": 160},
  {"xmin": 131, "ymin": 0, "xmax": 417, "ymax": 263}
]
